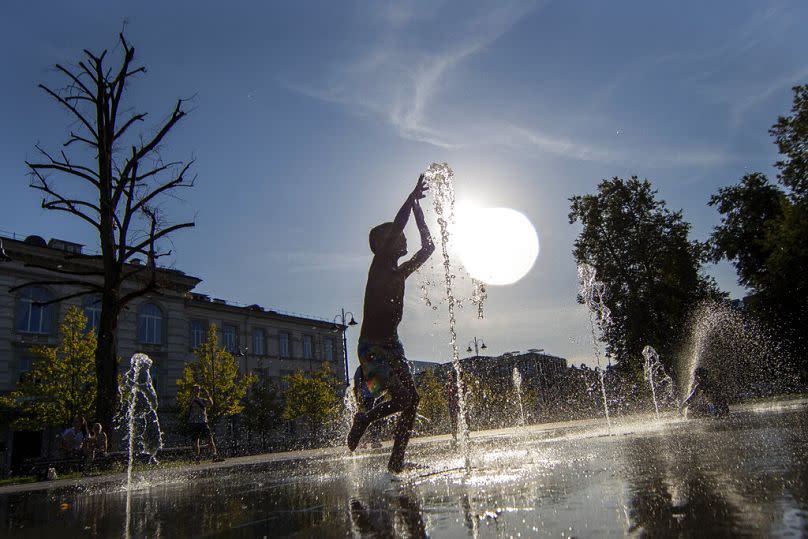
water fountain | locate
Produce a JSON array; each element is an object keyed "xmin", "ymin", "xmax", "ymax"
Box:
[
  {"xmin": 641, "ymin": 345, "xmax": 677, "ymax": 420},
  {"xmin": 342, "ymin": 382, "xmax": 358, "ymax": 448},
  {"xmin": 679, "ymin": 300, "xmax": 795, "ymax": 404},
  {"xmin": 116, "ymin": 353, "xmax": 163, "ymax": 539},
  {"xmin": 577, "ymin": 263, "xmax": 612, "ymax": 428},
  {"xmin": 422, "ymin": 162, "xmax": 472, "ymax": 468},
  {"xmin": 512, "ymin": 367, "xmax": 526, "ymax": 427}
]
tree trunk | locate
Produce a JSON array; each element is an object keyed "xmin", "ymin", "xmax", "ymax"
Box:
[{"xmin": 95, "ymin": 293, "xmax": 121, "ymax": 444}]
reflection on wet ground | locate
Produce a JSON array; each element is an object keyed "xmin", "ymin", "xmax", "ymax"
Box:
[{"xmin": 1, "ymin": 401, "xmax": 806, "ymax": 537}]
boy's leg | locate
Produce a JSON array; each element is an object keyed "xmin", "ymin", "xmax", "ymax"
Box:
[{"xmin": 386, "ymin": 358, "xmax": 419, "ymax": 473}]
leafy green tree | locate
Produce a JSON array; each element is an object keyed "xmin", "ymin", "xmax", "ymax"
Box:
[
  {"xmin": 710, "ymin": 85, "xmax": 808, "ymax": 379},
  {"xmin": 0, "ymin": 306, "xmax": 96, "ymax": 430},
  {"xmin": 569, "ymin": 177, "xmax": 720, "ymax": 376},
  {"xmin": 282, "ymin": 362, "xmax": 341, "ymax": 431},
  {"xmin": 416, "ymin": 369, "xmax": 449, "ymax": 433},
  {"xmin": 176, "ymin": 324, "xmax": 257, "ymax": 423},
  {"xmin": 242, "ymin": 377, "xmax": 284, "ymax": 446}
]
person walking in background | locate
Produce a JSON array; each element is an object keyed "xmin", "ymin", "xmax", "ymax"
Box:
[{"xmin": 189, "ymin": 385, "xmax": 224, "ymax": 463}]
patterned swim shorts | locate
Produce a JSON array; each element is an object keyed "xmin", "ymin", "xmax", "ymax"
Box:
[{"xmin": 357, "ymin": 337, "xmax": 406, "ymax": 397}]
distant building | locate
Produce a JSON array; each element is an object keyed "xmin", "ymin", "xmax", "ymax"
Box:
[
  {"xmin": 0, "ymin": 234, "xmax": 347, "ymax": 473},
  {"xmin": 409, "ymin": 360, "xmax": 441, "ymax": 376},
  {"xmin": 428, "ymin": 349, "xmax": 567, "ymax": 389}
]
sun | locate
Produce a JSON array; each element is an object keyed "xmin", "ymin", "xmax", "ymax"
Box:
[{"xmin": 451, "ymin": 206, "xmax": 540, "ymax": 286}]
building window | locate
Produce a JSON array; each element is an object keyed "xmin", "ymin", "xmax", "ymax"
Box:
[
  {"xmin": 16, "ymin": 286, "xmax": 55, "ymax": 334},
  {"xmin": 323, "ymin": 338, "xmax": 334, "ymax": 362},
  {"xmin": 137, "ymin": 302, "xmax": 163, "ymax": 344},
  {"xmin": 191, "ymin": 319, "xmax": 207, "ymax": 349},
  {"xmin": 303, "ymin": 335, "xmax": 313, "ymax": 359},
  {"xmin": 223, "ymin": 324, "xmax": 238, "ymax": 353},
  {"xmin": 252, "ymin": 328, "xmax": 265, "ymax": 356},
  {"xmin": 83, "ymin": 295, "xmax": 102, "ymax": 334},
  {"xmin": 279, "ymin": 332, "xmax": 290, "ymax": 358}
]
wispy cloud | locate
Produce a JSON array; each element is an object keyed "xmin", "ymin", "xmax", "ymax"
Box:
[
  {"xmin": 283, "ymin": 0, "xmax": 539, "ymax": 148},
  {"xmin": 284, "ymin": 0, "xmax": 744, "ymax": 168},
  {"xmin": 502, "ymin": 124, "xmax": 735, "ymax": 168}
]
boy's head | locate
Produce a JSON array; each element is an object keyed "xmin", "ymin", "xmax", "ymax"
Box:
[{"xmin": 369, "ymin": 222, "xmax": 407, "ymax": 256}]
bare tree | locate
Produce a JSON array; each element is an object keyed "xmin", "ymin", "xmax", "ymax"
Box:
[{"xmin": 12, "ymin": 34, "xmax": 195, "ymax": 432}]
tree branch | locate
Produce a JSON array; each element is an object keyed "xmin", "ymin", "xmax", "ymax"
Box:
[
  {"xmin": 54, "ymin": 63, "xmax": 94, "ymax": 100},
  {"xmin": 23, "ymin": 262, "xmax": 104, "ymax": 277},
  {"xmin": 124, "ymin": 221, "xmax": 194, "ymax": 260},
  {"xmin": 9, "ymin": 279, "xmax": 103, "ymax": 293},
  {"xmin": 113, "ymin": 113, "xmax": 146, "ymax": 141},
  {"xmin": 38, "ymin": 84, "xmax": 97, "ymax": 139},
  {"xmin": 34, "ymin": 289, "xmax": 101, "ymax": 307},
  {"xmin": 132, "ymin": 161, "xmax": 195, "ymax": 215}
]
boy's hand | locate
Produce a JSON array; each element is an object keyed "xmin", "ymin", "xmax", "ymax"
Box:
[{"xmin": 410, "ymin": 174, "xmax": 428, "ymax": 202}]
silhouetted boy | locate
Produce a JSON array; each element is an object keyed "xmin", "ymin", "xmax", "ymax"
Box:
[
  {"xmin": 347, "ymin": 174, "xmax": 434, "ymax": 473},
  {"xmin": 683, "ymin": 367, "xmax": 729, "ymax": 417}
]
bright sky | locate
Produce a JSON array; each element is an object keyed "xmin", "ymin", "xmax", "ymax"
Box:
[{"xmin": 2, "ymin": 1, "xmax": 807, "ymax": 373}]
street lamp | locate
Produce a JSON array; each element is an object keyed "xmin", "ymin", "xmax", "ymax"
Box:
[
  {"xmin": 466, "ymin": 337, "xmax": 487, "ymax": 356},
  {"xmin": 333, "ymin": 308, "xmax": 358, "ymax": 386}
]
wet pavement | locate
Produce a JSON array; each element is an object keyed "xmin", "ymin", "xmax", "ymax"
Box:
[{"xmin": 1, "ymin": 399, "xmax": 806, "ymax": 538}]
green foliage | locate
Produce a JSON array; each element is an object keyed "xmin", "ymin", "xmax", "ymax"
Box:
[
  {"xmin": 242, "ymin": 377, "xmax": 284, "ymax": 438},
  {"xmin": 416, "ymin": 369, "xmax": 448, "ymax": 432},
  {"xmin": 176, "ymin": 324, "xmax": 257, "ymax": 423},
  {"xmin": 569, "ymin": 177, "xmax": 721, "ymax": 376},
  {"xmin": 770, "ymin": 85, "xmax": 808, "ymax": 196},
  {"xmin": 282, "ymin": 362, "xmax": 342, "ymax": 430},
  {"xmin": 710, "ymin": 85, "xmax": 808, "ymax": 376},
  {"xmin": 0, "ymin": 306, "xmax": 97, "ymax": 430}
]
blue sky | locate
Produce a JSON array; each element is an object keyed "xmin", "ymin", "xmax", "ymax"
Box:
[{"xmin": 2, "ymin": 1, "xmax": 807, "ymax": 371}]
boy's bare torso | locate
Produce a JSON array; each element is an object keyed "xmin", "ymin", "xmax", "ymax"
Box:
[{"xmin": 360, "ymin": 259, "xmax": 406, "ymax": 343}]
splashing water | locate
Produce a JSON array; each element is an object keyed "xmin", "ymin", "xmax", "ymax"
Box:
[
  {"xmin": 342, "ymin": 383, "xmax": 358, "ymax": 447},
  {"xmin": 642, "ymin": 345, "xmax": 677, "ymax": 420},
  {"xmin": 512, "ymin": 367, "xmax": 525, "ymax": 427},
  {"xmin": 577, "ymin": 263, "xmax": 612, "ymax": 428},
  {"xmin": 471, "ymin": 279, "xmax": 487, "ymax": 319},
  {"xmin": 116, "ymin": 353, "xmax": 163, "ymax": 539},
  {"xmin": 679, "ymin": 300, "xmax": 794, "ymax": 403},
  {"xmin": 423, "ymin": 162, "xmax": 471, "ymax": 467}
]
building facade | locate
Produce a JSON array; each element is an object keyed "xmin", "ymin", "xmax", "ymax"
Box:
[{"xmin": 0, "ymin": 234, "xmax": 347, "ymax": 472}]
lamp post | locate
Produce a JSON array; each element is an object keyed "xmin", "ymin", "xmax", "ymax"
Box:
[
  {"xmin": 333, "ymin": 308, "xmax": 357, "ymax": 387},
  {"xmin": 466, "ymin": 337, "xmax": 487, "ymax": 356}
]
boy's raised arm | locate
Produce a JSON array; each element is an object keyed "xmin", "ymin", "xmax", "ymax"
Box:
[
  {"xmin": 380, "ymin": 175, "xmax": 428, "ymax": 250},
  {"xmin": 400, "ymin": 198, "xmax": 435, "ymax": 275}
]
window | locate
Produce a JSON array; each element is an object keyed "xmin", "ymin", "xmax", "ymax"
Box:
[
  {"xmin": 83, "ymin": 295, "xmax": 102, "ymax": 333},
  {"xmin": 279, "ymin": 332, "xmax": 290, "ymax": 358},
  {"xmin": 137, "ymin": 302, "xmax": 163, "ymax": 344},
  {"xmin": 16, "ymin": 286, "xmax": 55, "ymax": 334},
  {"xmin": 303, "ymin": 335, "xmax": 313, "ymax": 359},
  {"xmin": 252, "ymin": 328, "xmax": 265, "ymax": 356},
  {"xmin": 191, "ymin": 319, "xmax": 207, "ymax": 349},
  {"xmin": 323, "ymin": 338, "xmax": 334, "ymax": 362},
  {"xmin": 223, "ymin": 324, "xmax": 238, "ymax": 353}
]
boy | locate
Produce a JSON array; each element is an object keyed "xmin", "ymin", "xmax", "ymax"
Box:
[{"xmin": 348, "ymin": 174, "xmax": 435, "ymax": 472}]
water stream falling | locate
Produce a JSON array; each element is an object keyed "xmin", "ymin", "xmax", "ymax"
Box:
[
  {"xmin": 423, "ymin": 162, "xmax": 471, "ymax": 468},
  {"xmin": 116, "ymin": 353, "xmax": 163, "ymax": 539},
  {"xmin": 642, "ymin": 345, "xmax": 677, "ymax": 420},
  {"xmin": 512, "ymin": 367, "xmax": 525, "ymax": 427},
  {"xmin": 342, "ymin": 383, "xmax": 358, "ymax": 447},
  {"xmin": 577, "ymin": 263, "xmax": 612, "ymax": 429}
]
